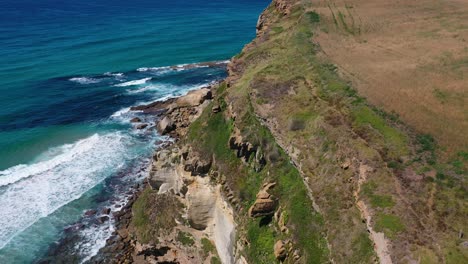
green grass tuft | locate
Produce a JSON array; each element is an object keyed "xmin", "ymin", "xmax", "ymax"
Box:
[
  {"xmin": 375, "ymin": 214, "xmax": 405, "ymax": 239},
  {"xmin": 177, "ymin": 231, "xmax": 195, "ymax": 246}
]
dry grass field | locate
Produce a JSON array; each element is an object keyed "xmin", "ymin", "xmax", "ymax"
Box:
[{"xmin": 311, "ymin": 0, "xmax": 468, "ymax": 155}]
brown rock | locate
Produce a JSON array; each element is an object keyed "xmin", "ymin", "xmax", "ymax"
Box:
[
  {"xmin": 98, "ymin": 216, "xmax": 109, "ymax": 223},
  {"xmin": 249, "ymin": 198, "xmax": 277, "ymax": 217},
  {"xmin": 176, "ymin": 88, "xmax": 212, "ymax": 107},
  {"xmin": 249, "ymin": 182, "xmax": 278, "ymax": 217},
  {"xmin": 157, "ymin": 116, "xmax": 175, "ymax": 135},
  {"xmin": 183, "ymin": 151, "xmax": 212, "ymax": 176},
  {"xmin": 341, "ymin": 158, "xmax": 351, "ymax": 170},
  {"xmin": 274, "ymin": 240, "xmax": 287, "ymax": 261},
  {"xmin": 136, "ymin": 123, "xmax": 148, "ymax": 130},
  {"xmin": 84, "ymin": 209, "xmax": 97, "ymax": 216},
  {"xmin": 212, "ymin": 104, "xmax": 221, "ymax": 113},
  {"xmin": 117, "ymin": 229, "xmax": 129, "ymax": 239},
  {"xmin": 130, "ymin": 117, "xmax": 141, "ymax": 123}
]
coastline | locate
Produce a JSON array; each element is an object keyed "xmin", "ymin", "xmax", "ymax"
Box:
[{"xmin": 38, "ymin": 78, "xmax": 224, "ymax": 263}]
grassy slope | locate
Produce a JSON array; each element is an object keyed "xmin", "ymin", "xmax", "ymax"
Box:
[
  {"xmin": 229, "ymin": 0, "xmax": 465, "ymax": 262},
  {"xmin": 186, "ymin": 83, "xmax": 330, "ymax": 263},
  {"xmin": 135, "ymin": 0, "xmax": 467, "ymax": 263}
]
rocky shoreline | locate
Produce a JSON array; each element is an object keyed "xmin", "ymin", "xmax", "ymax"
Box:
[
  {"xmin": 87, "ymin": 83, "xmax": 224, "ymax": 264},
  {"xmin": 37, "ymin": 81, "xmax": 223, "ymax": 264}
]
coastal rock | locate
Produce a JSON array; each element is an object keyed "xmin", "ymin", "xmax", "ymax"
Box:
[
  {"xmin": 101, "ymin": 208, "xmax": 111, "ymax": 215},
  {"xmin": 183, "ymin": 151, "xmax": 212, "ymax": 176},
  {"xmin": 212, "ymin": 104, "xmax": 221, "ymax": 113},
  {"xmin": 229, "ymin": 133, "xmax": 256, "ymax": 161},
  {"xmin": 187, "ymin": 183, "xmax": 216, "ymax": 230},
  {"xmin": 274, "ymin": 240, "xmax": 287, "ymax": 261},
  {"xmin": 249, "ymin": 182, "xmax": 277, "ymax": 217},
  {"xmin": 130, "ymin": 117, "xmax": 142, "ymax": 123},
  {"xmin": 84, "ymin": 209, "xmax": 97, "ymax": 216},
  {"xmin": 136, "ymin": 123, "xmax": 148, "ymax": 130},
  {"xmin": 98, "ymin": 216, "xmax": 109, "ymax": 224},
  {"xmin": 176, "ymin": 88, "xmax": 212, "ymax": 107},
  {"xmin": 157, "ymin": 116, "xmax": 175, "ymax": 135}
]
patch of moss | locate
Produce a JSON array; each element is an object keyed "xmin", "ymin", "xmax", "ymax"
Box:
[
  {"xmin": 132, "ymin": 189, "xmax": 183, "ymax": 243},
  {"xmin": 352, "ymin": 106, "xmax": 408, "ymax": 158},
  {"xmin": 211, "ymin": 256, "xmax": 222, "ymax": 264},
  {"xmin": 374, "ymin": 214, "xmax": 405, "ymax": 239},
  {"xmin": 246, "ymin": 218, "xmax": 277, "ymax": 263},
  {"xmin": 306, "ymin": 11, "xmax": 320, "ymax": 23},
  {"xmin": 177, "ymin": 231, "xmax": 195, "ymax": 246},
  {"xmin": 201, "ymin": 238, "xmax": 216, "ymax": 258}
]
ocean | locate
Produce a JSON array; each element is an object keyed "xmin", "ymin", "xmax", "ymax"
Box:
[{"xmin": 0, "ymin": 0, "xmax": 268, "ymax": 262}]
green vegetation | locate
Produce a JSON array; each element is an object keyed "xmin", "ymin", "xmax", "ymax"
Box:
[
  {"xmin": 362, "ymin": 181, "xmax": 395, "ymax": 208},
  {"xmin": 352, "ymin": 106, "xmax": 408, "ymax": 159},
  {"xmin": 306, "ymin": 11, "xmax": 320, "ymax": 23},
  {"xmin": 177, "ymin": 231, "xmax": 195, "ymax": 246},
  {"xmin": 374, "ymin": 214, "xmax": 405, "ymax": 239},
  {"xmin": 201, "ymin": 238, "xmax": 217, "ymax": 258},
  {"xmin": 211, "ymin": 257, "xmax": 222, "ymax": 264},
  {"xmin": 132, "ymin": 189, "xmax": 183, "ymax": 243},
  {"xmin": 271, "ymin": 26, "xmax": 284, "ymax": 34},
  {"xmin": 184, "ymin": 0, "xmax": 466, "ymax": 262},
  {"xmin": 246, "ymin": 219, "xmax": 277, "ymax": 262},
  {"xmin": 186, "ymin": 95, "xmax": 329, "ymax": 262}
]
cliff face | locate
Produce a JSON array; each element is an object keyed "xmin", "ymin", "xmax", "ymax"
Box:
[{"xmin": 117, "ymin": 0, "xmax": 467, "ymax": 263}]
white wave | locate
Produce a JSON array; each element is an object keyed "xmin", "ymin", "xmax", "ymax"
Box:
[
  {"xmin": 137, "ymin": 66, "xmax": 170, "ymax": 72},
  {"xmin": 125, "ymin": 84, "xmax": 165, "ymax": 94},
  {"xmin": 0, "ymin": 132, "xmax": 134, "ymax": 250},
  {"xmin": 137, "ymin": 60, "xmax": 229, "ymax": 73},
  {"xmin": 114, "ymin": 77, "xmax": 152, "ymax": 87},
  {"xmin": 103, "ymin": 72, "xmax": 124, "ymax": 77},
  {"xmin": 69, "ymin": 77, "xmax": 101, "ymax": 85},
  {"xmin": 77, "ymin": 217, "xmax": 115, "ymax": 263},
  {"xmin": 110, "ymin": 107, "xmax": 131, "ymax": 118}
]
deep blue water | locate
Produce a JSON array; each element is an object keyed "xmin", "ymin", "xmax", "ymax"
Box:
[{"xmin": 0, "ymin": 0, "xmax": 268, "ymax": 262}]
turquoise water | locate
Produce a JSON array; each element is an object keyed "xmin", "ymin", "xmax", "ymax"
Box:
[{"xmin": 0, "ymin": 0, "xmax": 268, "ymax": 262}]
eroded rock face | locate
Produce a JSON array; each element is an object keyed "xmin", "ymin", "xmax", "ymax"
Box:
[
  {"xmin": 187, "ymin": 181, "xmax": 216, "ymax": 230},
  {"xmin": 183, "ymin": 150, "xmax": 212, "ymax": 176},
  {"xmin": 157, "ymin": 116, "xmax": 175, "ymax": 135},
  {"xmin": 229, "ymin": 134, "xmax": 257, "ymax": 162},
  {"xmin": 274, "ymin": 0, "xmax": 293, "ymax": 16},
  {"xmin": 249, "ymin": 182, "xmax": 277, "ymax": 217},
  {"xmin": 274, "ymin": 240, "xmax": 287, "ymax": 261}
]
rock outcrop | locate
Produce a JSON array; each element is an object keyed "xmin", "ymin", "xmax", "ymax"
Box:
[
  {"xmin": 175, "ymin": 88, "xmax": 212, "ymax": 107},
  {"xmin": 157, "ymin": 116, "xmax": 175, "ymax": 135},
  {"xmin": 249, "ymin": 182, "xmax": 277, "ymax": 217}
]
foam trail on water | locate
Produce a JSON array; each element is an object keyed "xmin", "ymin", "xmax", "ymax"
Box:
[
  {"xmin": 69, "ymin": 77, "xmax": 101, "ymax": 84},
  {"xmin": 0, "ymin": 132, "xmax": 133, "ymax": 250},
  {"xmin": 114, "ymin": 77, "xmax": 152, "ymax": 87}
]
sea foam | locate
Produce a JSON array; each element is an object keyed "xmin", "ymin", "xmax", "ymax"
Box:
[
  {"xmin": 0, "ymin": 132, "xmax": 132, "ymax": 250},
  {"xmin": 114, "ymin": 77, "xmax": 152, "ymax": 87},
  {"xmin": 69, "ymin": 77, "xmax": 101, "ymax": 85}
]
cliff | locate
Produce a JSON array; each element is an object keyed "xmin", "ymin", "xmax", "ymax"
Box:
[{"xmin": 102, "ymin": 0, "xmax": 467, "ymax": 263}]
